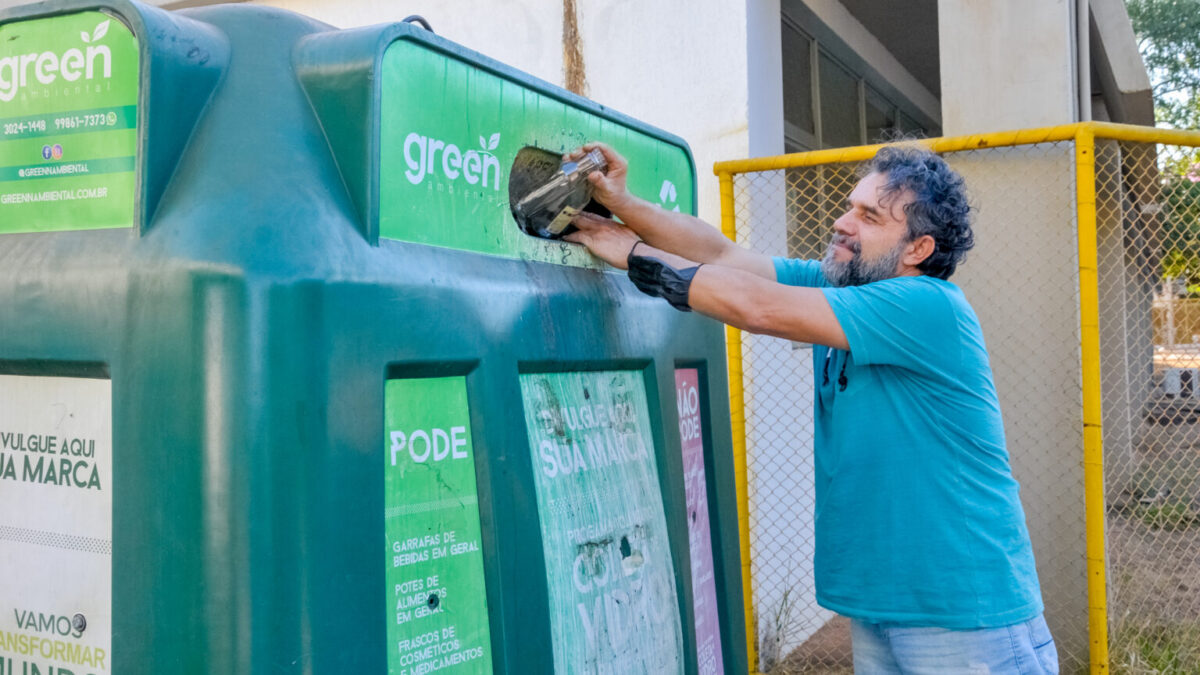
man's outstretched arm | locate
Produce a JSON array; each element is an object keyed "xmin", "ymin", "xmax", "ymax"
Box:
[
  {"xmin": 689, "ymin": 264, "xmax": 848, "ymax": 350},
  {"xmin": 567, "ymin": 142, "xmax": 777, "ymax": 280},
  {"xmin": 566, "ymin": 213, "xmax": 848, "ymax": 350}
]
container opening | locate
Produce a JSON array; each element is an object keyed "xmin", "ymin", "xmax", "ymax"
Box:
[{"xmin": 509, "ymin": 146, "xmax": 610, "ymax": 240}]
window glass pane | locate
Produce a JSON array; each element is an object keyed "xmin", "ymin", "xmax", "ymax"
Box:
[
  {"xmin": 818, "ymin": 51, "xmax": 860, "ymax": 148},
  {"xmin": 898, "ymin": 111, "xmax": 927, "ymax": 138},
  {"xmin": 865, "ymin": 86, "xmax": 897, "ymax": 143},
  {"xmin": 781, "ymin": 23, "xmax": 814, "ymax": 136},
  {"xmin": 784, "ymin": 137, "xmax": 814, "ymax": 153}
]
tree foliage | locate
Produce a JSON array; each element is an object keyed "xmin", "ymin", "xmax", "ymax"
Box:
[
  {"xmin": 1126, "ymin": 1, "xmax": 1200, "ymax": 289},
  {"xmin": 1126, "ymin": 0, "xmax": 1200, "ymax": 128},
  {"xmin": 1156, "ymin": 153, "xmax": 1200, "ymax": 290}
]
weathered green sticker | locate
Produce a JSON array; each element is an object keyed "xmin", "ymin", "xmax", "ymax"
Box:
[
  {"xmin": 0, "ymin": 11, "xmax": 139, "ymax": 234},
  {"xmin": 384, "ymin": 377, "xmax": 492, "ymax": 675},
  {"xmin": 379, "ymin": 39, "xmax": 694, "ymax": 266},
  {"xmin": 520, "ymin": 370, "xmax": 683, "ymax": 673}
]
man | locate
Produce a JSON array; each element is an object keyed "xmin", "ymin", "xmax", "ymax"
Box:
[{"xmin": 564, "ymin": 142, "xmax": 1058, "ymax": 674}]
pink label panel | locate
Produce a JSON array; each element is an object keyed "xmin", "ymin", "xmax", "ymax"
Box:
[{"xmin": 675, "ymin": 369, "xmax": 724, "ymax": 675}]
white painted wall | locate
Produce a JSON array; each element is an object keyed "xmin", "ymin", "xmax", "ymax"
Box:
[
  {"xmin": 938, "ymin": 0, "xmax": 1078, "ymax": 134},
  {"xmin": 255, "ymin": 0, "xmax": 755, "ymax": 227}
]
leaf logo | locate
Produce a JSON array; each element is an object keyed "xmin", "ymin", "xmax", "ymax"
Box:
[
  {"xmin": 479, "ymin": 133, "xmax": 500, "ymax": 151},
  {"xmin": 659, "ymin": 180, "xmax": 677, "ymax": 204},
  {"xmin": 658, "ymin": 180, "xmax": 681, "ymax": 212},
  {"xmin": 81, "ymin": 19, "xmax": 110, "ymax": 44}
]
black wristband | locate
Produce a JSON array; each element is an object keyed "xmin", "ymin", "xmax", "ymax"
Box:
[
  {"xmin": 626, "ymin": 240, "xmax": 645, "ymax": 267},
  {"xmin": 627, "ymin": 253, "xmax": 703, "ymax": 311}
]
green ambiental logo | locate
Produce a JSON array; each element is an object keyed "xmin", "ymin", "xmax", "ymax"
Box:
[
  {"xmin": 0, "ymin": 18, "xmax": 115, "ymax": 102},
  {"xmin": 404, "ymin": 131, "xmax": 502, "ymax": 190}
]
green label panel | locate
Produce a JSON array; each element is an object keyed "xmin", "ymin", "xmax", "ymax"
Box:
[
  {"xmin": 0, "ymin": 11, "xmax": 139, "ymax": 234},
  {"xmin": 379, "ymin": 39, "xmax": 694, "ymax": 267},
  {"xmin": 384, "ymin": 377, "xmax": 492, "ymax": 675},
  {"xmin": 520, "ymin": 371, "xmax": 683, "ymax": 673}
]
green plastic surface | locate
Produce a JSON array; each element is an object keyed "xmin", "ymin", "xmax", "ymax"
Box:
[{"xmin": 0, "ymin": 2, "xmax": 746, "ymax": 673}]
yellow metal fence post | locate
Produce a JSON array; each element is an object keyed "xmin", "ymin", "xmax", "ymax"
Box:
[
  {"xmin": 716, "ymin": 169, "xmax": 758, "ymax": 674},
  {"xmin": 1074, "ymin": 129, "xmax": 1110, "ymax": 674}
]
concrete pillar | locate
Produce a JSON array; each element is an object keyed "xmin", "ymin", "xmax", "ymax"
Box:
[
  {"xmin": 948, "ymin": 146, "xmax": 1088, "ymax": 664},
  {"xmin": 940, "ymin": 5, "xmax": 1093, "ymax": 668},
  {"xmin": 938, "ymin": 0, "xmax": 1078, "ymax": 134}
]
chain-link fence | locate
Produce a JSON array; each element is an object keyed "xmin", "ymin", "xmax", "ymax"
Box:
[
  {"xmin": 715, "ymin": 124, "xmax": 1200, "ymax": 675},
  {"xmin": 1097, "ymin": 139, "xmax": 1200, "ymax": 675}
]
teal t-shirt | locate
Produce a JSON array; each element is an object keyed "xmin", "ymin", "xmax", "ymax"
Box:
[{"xmin": 774, "ymin": 257, "xmax": 1043, "ymax": 628}]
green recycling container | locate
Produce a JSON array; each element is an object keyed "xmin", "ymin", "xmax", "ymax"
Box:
[{"xmin": 0, "ymin": 1, "xmax": 746, "ymax": 673}]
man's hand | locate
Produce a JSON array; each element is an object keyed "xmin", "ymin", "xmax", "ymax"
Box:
[
  {"xmin": 566, "ymin": 140, "xmax": 776, "ymax": 280},
  {"xmin": 564, "ymin": 212, "xmax": 640, "ymax": 269},
  {"xmin": 565, "ymin": 142, "xmax": 631, "ymax": 212}
]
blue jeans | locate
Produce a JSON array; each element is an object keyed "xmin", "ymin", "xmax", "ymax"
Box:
[{"xmin": 850, "ymin": 614, "xmax": 1059, "ymax": 674}]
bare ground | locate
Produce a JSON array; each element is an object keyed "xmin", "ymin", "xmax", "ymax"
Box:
[
  {"xmin": 1101, "ymin": 399, "xmax": 1200, "ymax": 674},
  {"xmin": 773, "ymin": 616, "xmax": 853, "ymax": 674}
]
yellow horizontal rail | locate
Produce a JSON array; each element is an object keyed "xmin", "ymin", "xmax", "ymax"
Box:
[
  {"xmin": 1089, "ymin": 121, "xmax": 1200, "ymax": 146},
  {"xmin": 713, "ymin": 121, "xmax": 1200, "ymax": 175}
]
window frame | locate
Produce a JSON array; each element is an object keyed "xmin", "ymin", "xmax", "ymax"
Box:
[{"xmin": 780, "ymin": 12, "xmax": 935, "ymax": 152}]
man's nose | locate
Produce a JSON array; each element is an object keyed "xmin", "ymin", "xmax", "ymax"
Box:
[{"xmin": 833, "ymin": 212, "xmax": 855, "ymax": 236}]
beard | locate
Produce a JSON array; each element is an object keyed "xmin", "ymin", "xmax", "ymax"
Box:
[{"xmin": 820, "ymin": 235, "xmax": 907, "ymax": 287}]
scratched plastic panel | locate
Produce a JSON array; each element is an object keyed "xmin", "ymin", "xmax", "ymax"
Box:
[{"xmin": 519, "ymin": 370, "xmax": 683, "ymax": 674}]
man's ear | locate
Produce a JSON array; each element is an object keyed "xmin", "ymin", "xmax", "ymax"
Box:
[{"xmin": 904, "ymin": 234, "xmax": 936, "ymax": 267}]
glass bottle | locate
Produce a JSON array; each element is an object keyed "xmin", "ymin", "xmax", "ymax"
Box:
[{"xmin": 513, "ymin": 149, "xmax": 607, "ymax": 239}]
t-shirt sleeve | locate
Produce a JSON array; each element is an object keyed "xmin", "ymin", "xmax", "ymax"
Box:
[
  {"xmin": 773, "ymin": 257, "xmax": 827, "ymax": 287},
  {"xmin": 820, "ymin": 278, "xmax": 957, "ymax": 369}
]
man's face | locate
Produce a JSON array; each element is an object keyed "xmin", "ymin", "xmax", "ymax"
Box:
[{"xmin": 821, "ymin": 172, "xmax": 916, "ymax": 287}]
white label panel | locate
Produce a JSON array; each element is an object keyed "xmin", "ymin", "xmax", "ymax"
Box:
[{"xmin": 0, "ymin": 374, "xmax": 112, "ymax": 675}]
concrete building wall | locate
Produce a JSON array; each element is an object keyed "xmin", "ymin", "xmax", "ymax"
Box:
[
  {"xmin": 949, "ymin": 146, "xmax": 1088, "ymax": 663},
  {"xmin": 933, "ymin": 1, "xmax": 1131, "ymax": 665},
  {"xmin": 1095, "ymin": 141, "xmax": 1148, "ymax": 504},
  {"xmin": 938, "ymin": 0, "xmax": 1078, "ymax": 135},
  {"xmin": 749, "ymin": 0, "xmax": 785, "ymax": 159}
]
